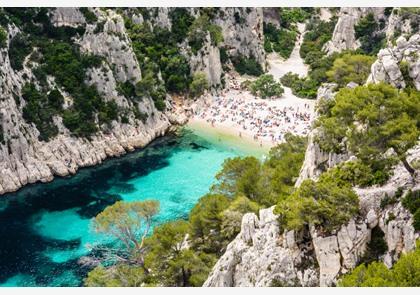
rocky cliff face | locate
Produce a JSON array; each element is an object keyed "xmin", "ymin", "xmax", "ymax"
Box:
[
  {"xmin": 0, "ymin": 8, "xmax": 172, "ymax": 195},
  {"xmin": 140, "ymin": 7, "xmax": 265, "ymax": 88},
  {"xmin": 324, "ymin": 7, "xmax": 385, "ymax": 54},
  {"xmin": 204, "ymin": 81, "xmax": 419, "ymax": 287},
  {"xmin": 385, "ymin": 8, "xmax": 419, "ymax": 45},
  {"xmin": 295, "ymin": 84, "xmax": 349, "ymax": 187},
  {"xmin": 0, "ymin": 7, "xmax": 265, "ymax": 195},
  {"xmin": 214, "ymin": 8, "xmax": 266, "ymax": 71},
  {"xmin": 368, "ymin": 34, "xmax": 420, "ymax": 90}
]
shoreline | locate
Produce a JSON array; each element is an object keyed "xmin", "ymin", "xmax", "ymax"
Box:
[
  {"xmin": 0, "ymin": 119, "xmax": 269, "ymax": 198},
  {"xmin": 187, "ymin": 117, "xmax": 273, "ymax": 151},
  {"xmin": 187, "ymin": 87, "xmax": 315, "ymax": 154}
]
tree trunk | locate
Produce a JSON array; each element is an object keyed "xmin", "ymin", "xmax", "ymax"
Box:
[
  {"xmin": 401, "ymin": 157, "xmax": 416, "ymax": 178},
  {"xmin": 181, "ymin": 267, "xmax": 188, "ymax": 287}
]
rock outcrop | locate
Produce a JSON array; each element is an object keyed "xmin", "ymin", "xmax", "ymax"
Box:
[
  {"xmin": 205, "ymin": 145, "xmax": 419, "ymax": 287},
  {"xmin": 385, "ymin": 8, "xmax": 419, "ymax": 45},
  {"xmin": 295, "ymin": 83, "xmax": 348, "ymax": 186},
  {"xmin": 50, "ymin": 7, "xmax": 86, "ymax": 27},
  {"xmin": 0, "ymin": 8, "xmax": 173, "ymax": 195},
  {"xmin": 80, "ymin": 9, "xmax": 142, "ymax": 84},
  {"xmin": 204, "ymin": 207, "xmax": 319, "ymax": 287},
  {"xmin": 324, "ymin": 8, "xmax": 385, "ymax": 54},
  {"xmin": 188, "ymin": 34, "xmax": 223, "ymax": 87},
  {"xmin": 368, "ymin": 34, "xmax": 420, "ymax": 90},
  {"xmin": 0, "ymin": 7, "xmax": 269, "ymax": 195},
  {"xmin": 214, "ymin": 8, "xmax": 266, "ymax": 70},
  {"xmin": 204, "ymin": 81, "xmax": 419, "ymax": 287}
]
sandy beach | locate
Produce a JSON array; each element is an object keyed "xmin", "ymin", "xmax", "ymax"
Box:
[
  {"xmin": 187, "ymin": 88, "xmax": 315, "ymax": 149},
  {"xmin": 187, "ymin": 23, "xmax": 315, "ymax": 151}
]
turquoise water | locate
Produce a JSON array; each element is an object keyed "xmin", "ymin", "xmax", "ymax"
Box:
[{"xmin": 0, "ymin": 128, "xmax": 265, "ymax": 287}]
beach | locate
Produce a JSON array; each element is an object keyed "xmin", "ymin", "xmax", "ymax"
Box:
[
  {"xmin": 187, "ymin": 88, "xmax": 315, "ymax": 150},
  {"xmin": 187, "ymin": 22, "xmax": 315, "ymax": 151}
]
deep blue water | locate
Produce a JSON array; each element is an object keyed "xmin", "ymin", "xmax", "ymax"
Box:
[{"xmin": 0, "ymin": 128, "xmax": 262, "ymax": 287}]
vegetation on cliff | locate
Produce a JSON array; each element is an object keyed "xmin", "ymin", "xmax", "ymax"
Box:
[
  {"xmin": 85, "ymin": 133, "xmax": 307, "ymax": 286},
  {"xmin": 315, "ymin": 83, "xmax": 420, "ymax": 178},
  {"xmin": 354, "ymin": 13, "xmax": 386, "ymax": 55},
  {"xmin": 339, "ymin": 241, "xmax": 420, "ymax": 287}
]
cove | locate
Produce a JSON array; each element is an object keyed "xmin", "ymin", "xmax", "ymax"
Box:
[{"xmin": 0, "ymin": 127, "xmax": 265, "ymax": 287}]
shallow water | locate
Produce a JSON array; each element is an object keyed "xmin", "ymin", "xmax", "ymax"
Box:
[{"xmin": 0, "ymin": 128, "xmax": 265, "ymax": 287}]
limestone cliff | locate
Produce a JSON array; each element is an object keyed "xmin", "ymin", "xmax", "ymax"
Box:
[
  {"xmin": 324, "ymin": 7, "xmax": 385, "ymax": 54},
  {"xmin": 0, "ymin": 8, "xmax": 171, "ymax": 194},
  {"xmin": 368, "ymin": 34, "xmax": 420, "ymax": 90},
  {"xmin": 214, "ymin": 8, "xmax": 266, "ymax": 71},
  {"xmin": 0, "ymin": 7, "xmax": 265, "ymax": 194},
  {"xmin": 204, "ymin": 82, "xmax": 419, "ymax": 287}
]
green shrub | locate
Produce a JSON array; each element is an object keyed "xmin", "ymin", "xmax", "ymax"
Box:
[
  {"xmin": 380, "ymin": 194, "xmax": 395, "ymax": 209},
  {"xmin": 0, "ymin": 9, "xmax": 10, "ymax": 26},
  {"xmin": 116, "ymin": 81, "xmax": 136, "ymax": 99},
  {"xmin": 275, "ymin": 168, "xmax": 359, "ymax": 233},
  {"xmin": 98, "ymin": 100, "xmax": 119, "ymax": 126},
  {"xmin": 169, "ymin": 8, "xmax": 194, "ymax": 43},
  {"xmin": 249, "ymin": 74, "xmax": 284, "ymax": 98},
  {"xmin": 231, "ymin": 55, "xmax": 263, "ymax": 76},
  {"xmin": 380, "ymin": 187, "xmax": 405, "ymax": 209},
  {"xmin": 21, "ymin": 83, "xmax": 60, "ymax": 141},
  {"xmin": 354, "ymin": 13, "xmax": 386, "ymax": 55},
  {"xmin": 125, "ymin": 21, "xmax": 191, "ymax": 95},
  {"xmin": 278, "ymin": 8, "xmax": 313, "ymax": 30},
  {"xmin": 219, "ymin": 47, "xmax": 229, "ymax": 64},
  {"xmin": 327, "ymin": 160, "xmax": 392, "ymax": 188},
  {"xmin": 208, "ymin": 24, "xmax": 223, "ymax": 46},
  {"xmin": 315, "ymin": 83, "xmax": 420, "ymax": 179},
  {"xmin": 300, "ymin": 17, "xmax": 336, "ymax": 61},
  {"xmin": 220, "ymin": 196, "xmax": 259, "ymax": 242},
  {"xmin": 273, "ymin": 17, "xmax": 339, "ymax": 98},
  {"xmin": 135, "ymin": 71, "xmax": 167, "ymax": 111},
  {"xmin": 47, "ymin": 88, "xmax": 64, "ymax": 110},
  {"xmin": 36, "ymin": 40, "xmax": 118, "ymax": 137},
  {"xmin": 8, "ymin": 33, "xmax": 32, "ymax": 70},
  {"xmin": 188, "ymin": 14, "xmax": 223, "ymax": 54},
  {"xmin": 280, "ymin": 72, "xmax": 319, "ymax": 98},
  {"xmin": 0, "ymin": 26, "xmax": 7, "ymax": 48},
  {"xmin": 400, "ymin": 61, "xmax": 416, "ymax": 89},
  {"xmin": 326, "ymin": 53, "xmax": 376, "ymax": 87},
  {"xmin": 212, "ymin": 156, "xmax": 262, "ymax": 200},
  {"xmin": 359, "ymin": 226, "xmax": 388, "ymax": 264},
  {"xmin": 189, "ymin": 194, "xmax": 231, "ymax": 253},
  {"xmin": 402, "ymin": 190, "xmax": 420, "ymax": 230},
  {"xmin": 263, "ymin": 22, "xmax": 297, "ymax": 59},
  {"xmin": 189, "ymin": 72, "xmax": 209, "ymax": 98},
  {"xmin": 93, "ymin": 20, "xmax": 105, "ymax": 34},
  {"xmin": 79, "ymin": 8, "xmax": 97, "ymax": 23},
  {"xmin": 338, "ymin": 241, "xmax": 420, "ymax": 286}
]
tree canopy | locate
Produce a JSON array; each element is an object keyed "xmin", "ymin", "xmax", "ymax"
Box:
[
  {"xmin": 189, "ymin": 72, "xmax": 209, "ymax": 98},
  {"xmin": 339, "ymin": 241, "xmax": 420, "ymax": 287},
  {"xmin": 144, "ymin": 220, "xmax": 215, "ymax": 286},
  {"xmin": 93, "ymin": 200, "xmax": 160, "ymax": 266},
  {"xmin": 274, "ymin": 168, "xmax": 359, "ymax": 233},
  {"xmin": 249, "ymin": 74, "xmax": 284, "ymax": 99},
  {"xmin": 315, "ymin": 83, "xmax": 420, "ymax": 178},
  {"xmin": 326, "ymin": 53, "xmax": 376, "ymax": 87}
]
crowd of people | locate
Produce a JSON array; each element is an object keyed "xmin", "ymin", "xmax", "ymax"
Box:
[{"xmin": 194, "ymin": 91, "xmax": 313, "ymax": 146}]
